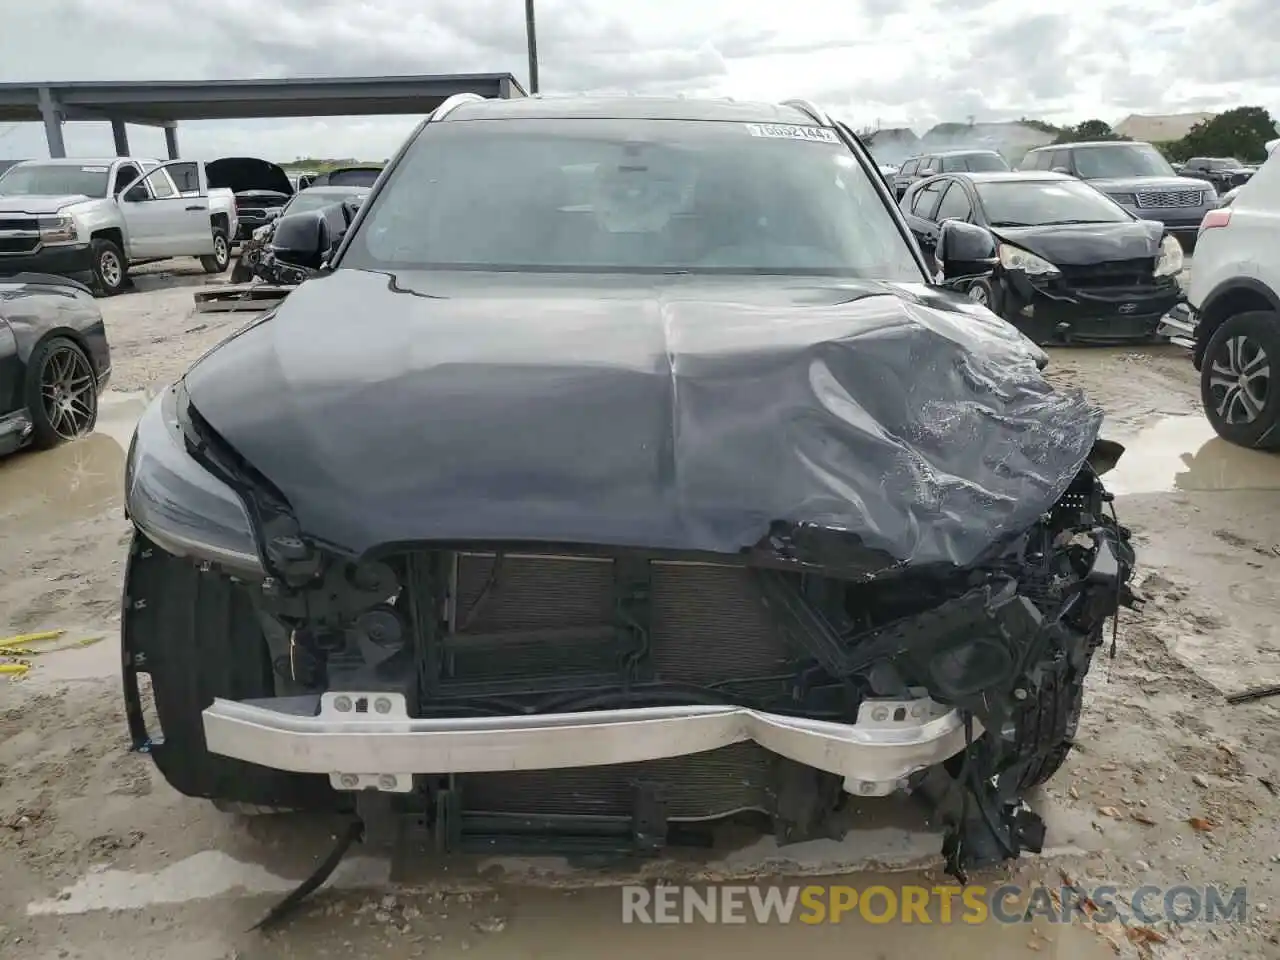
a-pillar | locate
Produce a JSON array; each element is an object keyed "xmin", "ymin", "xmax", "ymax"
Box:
[
  {"xmin": 111, "ymin": 119, "xmax": 130, "ymax": 157},
  {"xmin": 37, "ymin": 86, "xmax": 66, "ymax": 158},
  {"xmin": 164, "ymin": 122, "xmax": 180, "ymax": 159}
]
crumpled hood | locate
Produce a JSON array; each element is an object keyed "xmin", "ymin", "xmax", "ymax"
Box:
[
  {"xmin": 993, "ymin": 220, "xmax": 1163, "ymax": 266},
  {"xmin": 184, "ymin": 269, "xmax": 1101, "ymax": 573},
  {"xmin": 0, "ymin": 194, "xmax": 93, "ymax": 213},
  {"xmin": 1088, "ymin": 175, "xmax": 1215, "ymax": 194},
  {"xmin": 206, "ymin": 157, "xmax": 294, "ymax": 196}
]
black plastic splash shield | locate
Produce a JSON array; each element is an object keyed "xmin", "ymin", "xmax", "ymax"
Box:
[{"xmin": 183, "ymin": 269, "xmax": 1103, "ymax": 574}]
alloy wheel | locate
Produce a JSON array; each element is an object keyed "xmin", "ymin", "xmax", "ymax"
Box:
[
  {"xmin": 1207, "ymin": 334, "xmax": 1270, "ymax": 425},
  {"xmin": 99, "ymin": 250, "xmax": 123, "ymax": 288},
  {"xmin": 214, "ymin": 234, "xmax": 229, "ymax": 267},
  {"xmin": 38, "ymin": 344, "xmax": 97, "ymax": 441}
]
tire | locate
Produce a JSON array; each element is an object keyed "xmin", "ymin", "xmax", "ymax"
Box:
[
  {"xmin": 90, "ymin": 237, "xmax": 128, "ymax": 296},
  {"xmin": 966, "ymin": 277, "xmax": 1001, "ymax": 314},
  {"xmin": 199, "ymin": 228, "xmax": 231, "ymax": 274},
  {"xmin": 1009, "ymin": 650, "xmax": 1091, "ymax": 792},
  {"xmin": 24, "ymin": 336, "xmax": 99, "ymax": 449},
  {"xmin": 121, "ymin": 532, "xmax": 343, "ymax": 812},
  {"xmin": 1199, "ymin": 310, "xmax": 1280, "ymax": 450}
]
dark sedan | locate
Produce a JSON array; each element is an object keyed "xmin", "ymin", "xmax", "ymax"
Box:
[
  {"xmin": 901, "ymin": 171, "xmax": 1183, "ymax": 344},
  {"xmin": 0, "ymin": 272, "xmax": 111, "ymax": 456}
]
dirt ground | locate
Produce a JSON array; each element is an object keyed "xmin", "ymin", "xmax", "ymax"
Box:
[{"xmin": 2, "ymin": 260, "xmax": 1279, "ymax": 960}]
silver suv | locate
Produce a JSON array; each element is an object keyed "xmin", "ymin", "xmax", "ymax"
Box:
[{"xmin": 1021, "ymin": 140, "xmax": 1217, "ymax": 248}]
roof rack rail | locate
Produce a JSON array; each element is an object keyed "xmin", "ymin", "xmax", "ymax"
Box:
[
  {"xmin": 781, "ymin": 99, "xmax": 832, "ymax": 127},
  {"xmin": 431, "ymin": 92, "xmax": 486, "ymax": 122}
]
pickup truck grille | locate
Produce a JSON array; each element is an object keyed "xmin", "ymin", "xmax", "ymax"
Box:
[
  {"xmin": 1135, "ymin": 189, "xmax": 1205, "ymax": 209},
  {"xmin": 0, "ymin": 237, "xmax": 39, "ymax": 254},
  {"xmin": 0, "ymin": 217, "xmax": 38, "ymax": 232}
]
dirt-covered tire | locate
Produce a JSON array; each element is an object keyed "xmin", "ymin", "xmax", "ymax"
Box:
[
  {"xmin": 1199, "ymin": 310, "xmax": 1280, "ymax": 451},
  {"xmin": 199, "ymin": 228, "xmax": 231, "ymax": 274},
  {"xmin": 121, "ymin": 532, "xmax": 344, "ymax": 812},
  {"xmin": 1008, "ymin": 645, "xmax": 1095, "ymax": 792},
  {"xmin": 24, "ymin": 336, "xmax": 99, "ymax": 449},
  {"xmin": 90, "ymin": 237, "xmax": 128, "ymax": 296}
]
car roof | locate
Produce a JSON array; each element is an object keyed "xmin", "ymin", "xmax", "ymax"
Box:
[
  {"xmin": 445, "ymin": 95, "xmax": 822, "ymax": 125},
  {"xmin": 954, "ymin": 171, "xmax": 1077, "ymax": 184},
  {"xmin": 14, "ymin": 157, "xmax": 146, "ymax": 166},
  {"xmin": 1028, "ymin": 140, "xmax": 1153, "ymax": 151},
  {"xmin": 921, "ymin": 148, "xmax": 1003, "ymax": 157},
  {"xmin": 297, "ymin": 185, "xmax": 370, "ymax": 196}
]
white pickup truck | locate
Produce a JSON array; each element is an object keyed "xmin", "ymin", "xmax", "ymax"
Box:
[{"xmin": 0, "ymin": 157, "xmax": 238, "ymax": 295}]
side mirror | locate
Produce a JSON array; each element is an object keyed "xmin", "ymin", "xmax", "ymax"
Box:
[
  {"xmin": 1051, "ymin": 166, "xmax": 1073, "ymax": 176},
  {"xmin": 937, "ymin": 220, "xmax": 997, "ymax": 280},
  {"xmin": 919, "ymin": 167, "xmax": 936, "ymax": 177},
  {"xmin": 121, "ymin": 185, "xmax": 149, "ymax": 202},
  {"xmin": 269, "ymin": 209, "xmax": 329, "ymax": 270}
]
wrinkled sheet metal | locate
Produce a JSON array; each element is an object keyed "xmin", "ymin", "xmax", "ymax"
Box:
[{"xmin": 184, "ymin": 268, "xmax": 1102, "ymax": 574}]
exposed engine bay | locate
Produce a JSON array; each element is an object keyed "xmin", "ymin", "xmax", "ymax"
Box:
[{"xmin": 127, "ymin": 437, "xmax": 1132, "ymax": 880}]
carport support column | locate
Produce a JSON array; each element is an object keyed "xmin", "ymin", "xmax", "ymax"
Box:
[
  {"xmin": 164, "ymin": 122, "xmax": 180, "ymax": 159},
  {"xmin": 37, "ymin": 86, "xmax": 66, "ymax": 158},
  {"xmin": 111, "ymin": 119, "xmax": 130, "ymax": 157}
]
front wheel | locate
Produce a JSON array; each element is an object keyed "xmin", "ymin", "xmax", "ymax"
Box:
[
  {"xmin": 199, "ymin": 228, "xmax": 231, "ymax": 274},
  {"xmin": 965, "ymin": 277, "xmax": 1001, "ymax": 313},
  {"xmin": 24, "ymin": 336, "xmax": 99, "ymax": 448},
  {"xmin": 90, "ymin": 237, "xmax": 128, "ymax": 296},
  {"xmin": 1200, "ymin": 310, "xmax": 1280, "ymax": 450}
]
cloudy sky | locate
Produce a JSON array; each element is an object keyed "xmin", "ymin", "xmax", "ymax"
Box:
[{"xmin": 1, "ymin": 0, "xmax": 1275, "ymax": 162}]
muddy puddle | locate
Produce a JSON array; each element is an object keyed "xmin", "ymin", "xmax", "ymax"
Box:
[
  {"xmin": 1105, "ymin": 414, "xmax": 1280, "ymax": 496},
  {"xmin": 0, "ymin": 390, "xmax": 146, "ymax": 536}
]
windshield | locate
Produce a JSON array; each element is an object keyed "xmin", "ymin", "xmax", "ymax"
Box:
[
  {"xmin": 1210, "ymin": 159, "xmax": 1243, "ymax": 170},
  {"xmin": 1073, "ymin": 144, "xmax": 1175, "ymax": 179},
  {"xmin": 283, "ymin": 190, "xmax": 367, "ymax": 216},
  {"xmin": 965, "ymin": 153, "xmax": 1010, "ymax": 172},
  {"xmin": 342, "ymin": 118, "xmax": 922, "ymax": 279},
  {"xmin": 0, "ymin": 163, "xmax": 110, "ymax": 198},
  {"xmin": 976, "ymin": 179, "xmax": 1132, "ymax": 226}
]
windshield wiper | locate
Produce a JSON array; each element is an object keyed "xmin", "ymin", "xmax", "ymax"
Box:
[
  {"xmin": 989, "ymin": 220, "xmax": 1034, "ymax": 227},
  {"xmin": 1038, "ymin": 219, "xmax": 1103, "ymax": 225}
]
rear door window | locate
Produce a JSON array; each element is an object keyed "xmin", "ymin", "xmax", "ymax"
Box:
[
  {"xmin": 912, "ymin": 180, "xmax": 947, "ymax": 220},
  {"xmin": 934, "ymin": 181, "xmax": 973, "ymax": 221}
]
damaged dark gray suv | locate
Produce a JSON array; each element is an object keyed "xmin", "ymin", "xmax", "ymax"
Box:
[{"xmin": 122, "ymin": 94, "xmax": 1135, "ymax": 884}]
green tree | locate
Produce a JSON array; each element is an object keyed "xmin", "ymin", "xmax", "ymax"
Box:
[
  {"xmin": 1168, "ymin": 106, "xmax": 1278, "ymax": 163},
  {"xmin": 1054, "ymin": 119, "xmax": 1126, "ymax": 144}
]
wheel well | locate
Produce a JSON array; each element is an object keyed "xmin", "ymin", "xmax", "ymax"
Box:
[
  {"xmin": 25, "ymin": 327, "xmax": 97, "ymax": 376},
  {"xmin": 90, "ymin": 226, "xmax": 125, "ymax": 251},
  {"xmin": 211, "ymin": 212, "xmax": 229, "ymax": 234},
  {"xmin": 1194, "ymin": 284, "xmax": 1279, "ymax": 368}
]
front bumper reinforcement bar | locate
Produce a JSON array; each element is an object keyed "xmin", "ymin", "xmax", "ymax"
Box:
[{"xmin": 203, "ymin": 692, "xmax": 975, "ymax": 798}]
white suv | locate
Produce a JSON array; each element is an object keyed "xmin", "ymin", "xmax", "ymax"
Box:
[{"xmin": 1161, "ymin": 138, "xmax": 1280, "ymax": 450}]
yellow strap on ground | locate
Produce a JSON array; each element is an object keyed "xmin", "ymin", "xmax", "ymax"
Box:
[
  {"xmin": 0, "ymin": 630, "xmax": 65, "ymax": 649},
  {"xmin": 0, "ymin": 663, "xmax": 31, "ymax": 675}
]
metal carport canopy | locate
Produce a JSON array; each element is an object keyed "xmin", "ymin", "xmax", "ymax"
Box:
[{"xmin": 0, "ymin": 73, "xmax": 527, "ymax": 159}]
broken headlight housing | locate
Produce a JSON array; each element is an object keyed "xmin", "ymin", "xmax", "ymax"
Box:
[
  {"xmin": 1154, "ymin": 233, "xmax": 1184, "ymax": 277},
  {"xmin": 124, "ymin": 383, "xmax": 265, "ymax": 579},
  {"xmin": 998, "ymin": 244, "xmax": 1059, "ymax": 277}
]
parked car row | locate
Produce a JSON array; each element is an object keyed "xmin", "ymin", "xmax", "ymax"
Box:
[
  {"xmin": 0, "ymin": 155, "xmax": 384, "ymax": 296},
  {"xmin": 0, "ymin": 157, "xmax": 237, "ymax": 294}
]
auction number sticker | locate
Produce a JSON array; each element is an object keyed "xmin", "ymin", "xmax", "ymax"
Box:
[
  {"xmin": 81, "ymin": 166, "xmax": 109, "ymax": 173},
  {"xmin": 745, "ymin": 123, "xmax": 839, "ymax": 143}
]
